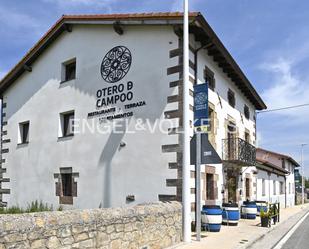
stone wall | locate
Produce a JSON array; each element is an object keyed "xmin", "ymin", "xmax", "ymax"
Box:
[{"xmin": 0, "ymin": 202, "xmax": 182, "ymax": 249}]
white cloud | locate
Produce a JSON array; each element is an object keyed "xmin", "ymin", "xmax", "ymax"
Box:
[
  {"xmin": 42, "ymin": 0, "xmax": 121, "ymax": 13},
  {"xmin": 260, "ymin": 57, "xmax": 309, "ymax": 123},
  {"xmin": 0, "ymin": 7, "xmax": 40, "ymax": 30}
]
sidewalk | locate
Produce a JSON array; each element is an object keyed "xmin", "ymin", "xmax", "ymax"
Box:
[{"xmin": 172, "ymin": 204, "xmax": 309, "ymax": 249}]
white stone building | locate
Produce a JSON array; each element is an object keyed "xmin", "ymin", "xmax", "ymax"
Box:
[
  {"xmin": 0, "ymin": 12, "xmax": 267, "ymax": 211},
  {"xmin": 253, "ymin": 148, "xmax": 299, "ymax": 208}
]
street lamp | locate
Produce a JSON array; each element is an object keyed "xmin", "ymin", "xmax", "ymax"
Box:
[{"xmin": 301, "ymin": 143, "xmax": 307, "ymax": 205}]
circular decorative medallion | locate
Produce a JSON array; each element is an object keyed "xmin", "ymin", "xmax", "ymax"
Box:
[
  {"xmin": 100, "ymin": 46, "xmax": 132, "ymax": 83},
  {"xmin": 195, "ymin": 92, "xmax": 208, "ymax": 105}
]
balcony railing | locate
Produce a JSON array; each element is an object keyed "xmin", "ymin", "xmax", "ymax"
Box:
[{"xmin": 222, "ymin": 137, "xmax": 256, "ymax": 166}]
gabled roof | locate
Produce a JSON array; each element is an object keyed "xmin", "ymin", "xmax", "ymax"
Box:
[
  {"xmin": 257, "ymin": 148, "xmax": 300, "ymax": 167},
  {"xmin": 256, "ymin": 158, "xmax": 289, "ymax": 175},
  {"xmin": 0, "ymin": 12, "xmax": 266, "ymax": 110}
]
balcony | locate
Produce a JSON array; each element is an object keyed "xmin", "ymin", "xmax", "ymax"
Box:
[{"xmin": 222, "ymin": 137, "xmax": 256, "ymax": 166}]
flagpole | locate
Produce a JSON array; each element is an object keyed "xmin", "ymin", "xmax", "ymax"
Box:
[{"xmin": 182, "ymin": 0, "xmax": 191, "ymax": 243}]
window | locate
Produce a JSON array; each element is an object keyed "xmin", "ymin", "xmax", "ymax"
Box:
[
  {"xmin": 227, "ymin": 89, "xmax": 235, "ymax": 108},
  {"xmin": 244, "ymin": 105, "xmax": 250, "ymax": 119},
  {"xmin": 273, "ymin": 181, "xmax": 276, "ymax": 195},
  {"xmin": 204, "ymin": 66, "xmax": 215, "ymax": 90},
  {"xmin": 280, "ymin": 182, "xmax": 284, "ymax": 194},
  {"xmin": 262, "ymin": 179, "xmax": 265, "ymax": 196},
  {"xmin": 206, "ymin": 173, "xmax": 215, "ymax": 200},
  {"xmin": 282, "ymin": 159, "xmax": 286, "ymax": 169},
  {"xmin": 62, "ymin": 59, "xmax": 76, "ymax": 82},
  {"xmin": 18, "ymin": 121, "xmax": 30, "ymax": 144},
  {"xmin": 245, "ymin": 131, "xmax": 250, "ymax": 143},
  {"xmin": 208, "ymin": 107, "xmax": 214, "ymax": 132},
  {"xmin": 60, "ymin": 111, "xmax": 75, "ymax": 137}
]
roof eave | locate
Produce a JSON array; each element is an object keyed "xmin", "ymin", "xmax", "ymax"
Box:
[
  {"xmin": 194, "ymin": 14, "xmax": 267, "ymax": 110},
  {"xmin": 0, "ymin": 11, "xmax": 267, "ymax": 110},
  {"xmin": 256, "ymin": 161, "xmax": 289, "ymax": 175}
]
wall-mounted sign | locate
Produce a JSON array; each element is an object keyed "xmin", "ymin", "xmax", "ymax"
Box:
[
  {"xmin": 100, "ymin": 46, "xmax": 132, "ymax": 83},
  {"xmin": 194, "ymin": 83, "xmax": 208, "ymax": 129},
  {"xmin": 190, "ymin": 133, "xmax": 222, "ymax": 164},
  {"xmin": 87, "ymin": 46, "xmax": 146, "ymax": 121}
]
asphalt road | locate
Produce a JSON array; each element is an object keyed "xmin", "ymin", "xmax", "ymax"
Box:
[{"xmin": 281, "ymin": 214, "xmax": 309, "ymax": 249}]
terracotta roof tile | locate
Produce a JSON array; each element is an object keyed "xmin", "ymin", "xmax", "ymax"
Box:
[
  {"xmin": 62, "ymin": 12, "xmax": 198, "ymax": 20},
  {"xmin": 257, "ymin": 148, "xmax": 300, "ymax": 167},
  {"xmin": 256, "ymin": 158, "xmax": 289, "ymax": 174}
]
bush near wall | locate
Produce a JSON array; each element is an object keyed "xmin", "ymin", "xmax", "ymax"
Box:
[{"xmin": 0, "ymin": 201, "xmax": 182, "ymax": 249}]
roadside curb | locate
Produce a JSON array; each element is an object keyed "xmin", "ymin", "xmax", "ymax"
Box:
[
  {"xmin": 234, "ymin": 206, "xmax": 309, "ymax": 249},
  {"xmin": 271, "ymin": 209, "xmax": 309, "ymax": 249}
]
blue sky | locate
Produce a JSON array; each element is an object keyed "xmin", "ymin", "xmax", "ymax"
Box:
[{"xmin": 1, "ymin": 0, "xmax": 309, "ymax": 174}]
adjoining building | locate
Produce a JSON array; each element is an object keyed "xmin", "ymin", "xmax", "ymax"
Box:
[
  {"xmin": 243, "ymin": 148, "xmax": 299, "ymax": 208},
  {"xmin": 0, "ymin": 12, "xmax": 267, "ymax": 211},
  {"xmin": 252, "ymin": 148, "xmax": 299, "ymax": 208}
]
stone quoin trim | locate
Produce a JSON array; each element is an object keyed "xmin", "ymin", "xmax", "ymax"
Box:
[
  {"xmin": 160, "ymin": 27, "xmax": 197, "ymax": 202},
  {"xmin": 0, "ymin": 99, "xmax": 9, "ymax": 206},
  {"xmin": 160, "ymin": 35, "xmax": 183, "ymax": 202}
]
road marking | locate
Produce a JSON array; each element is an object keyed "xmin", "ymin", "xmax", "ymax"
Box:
[{"xmin": 273, "ymin": 210, "xmax": 309, "ymax": 249}]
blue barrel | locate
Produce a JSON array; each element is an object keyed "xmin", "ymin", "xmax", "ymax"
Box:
[
  {"xmin": 241, "ymin": 201, "xmax": 257, "ymax": 219},
  {"xmin": 201, "ymin": 205, "xmax": 222, "ymax": 232},
  {"xmin": 256, "ymin": 201, "xmax": 268, "ymax": 216},
  {"xmin": 222, "ymin": 203, "xmax": 240, "ymax": 226}
]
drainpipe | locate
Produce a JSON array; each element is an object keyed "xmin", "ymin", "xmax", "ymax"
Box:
[
  {"xmin": 284, "ymin": 175, "xmax": 287, "ymax": 208},
  {"xmin": 268, "ymin": 172, "xmax": 271, "ymax": 203},
  {"xmin": 194, "ymin": 45, "xmax": 208, "ymax": 85}
]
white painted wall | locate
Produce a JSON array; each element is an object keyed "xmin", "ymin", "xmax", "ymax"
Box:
[
  {"xmin": 2, "ymin": 25, "xmax": 180, "ymax": 209},
  {"xmin": 188, "ymin": 35, "xmax": 257, "ymax": 210},
  {"xmin": 255, "ymin": 169, "xmax": 287, "ymax": 207},
  {"xmin": 2, "ymin": 23, "xmax": 270, "ymax": 212},
  {"xmin": 285, "ymin": 160, "xmax": 296, "ymax": 207}
]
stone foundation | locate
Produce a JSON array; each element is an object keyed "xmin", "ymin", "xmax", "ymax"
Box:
[{"xmin": 0, "ymin": 202, "xmax": 182, "ymax": 249}]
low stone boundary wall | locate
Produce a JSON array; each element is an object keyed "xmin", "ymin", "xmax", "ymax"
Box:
[{"xmin": 0, "ymin": 202, "xmax": 182, "ymax": 249}]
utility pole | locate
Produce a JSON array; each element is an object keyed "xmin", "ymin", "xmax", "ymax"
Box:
[
  {"xmin": 182, "ymin": 0, "xmax": 191, "ymax": 243},
  {"xmin": 301, "ymin": 143, "xmax": 307, "ymax": 205}
]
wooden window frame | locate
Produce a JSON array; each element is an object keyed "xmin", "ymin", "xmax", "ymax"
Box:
[
  {"xmin": 18, "ymin": 121, "xmax": 30, "ymax": 144},
  {"xmin": 206, "ymin": 173, "xmax": 215, "ymax": 200},
  {"xmin": 227, "ymin": 89, "xmax": 236, "ymax": 108},
  {"xmin": 61, "ymin": 58, "xmax": 76, "ymax": 83},
  {"xmin": 60, "ymin": 111, "xmax": 75, "ymax": 137},
  {"xmin": 244, "ymin": 105, "xmax": 250, "ymax": 119},
  {"xmin": 204, "ymin": 66, "xmax": 215, "ymax": 90}
]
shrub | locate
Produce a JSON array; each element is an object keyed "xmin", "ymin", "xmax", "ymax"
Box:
[
  {"xmin": 0, "ymin": 200, "xmax": 56, "ymax": 214},
  {"xmin": 260, "ymin": 209, "xmax": 270, "ymax": 218}
]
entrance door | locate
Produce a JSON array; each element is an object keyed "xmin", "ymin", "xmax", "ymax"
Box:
[
  {"xmin": 227, "ymin": 169, "xmax": 237, "ymax": 202},
  {"xmin": 245, "ymin": 178, "xmax": 250, "ymax": 199}
]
